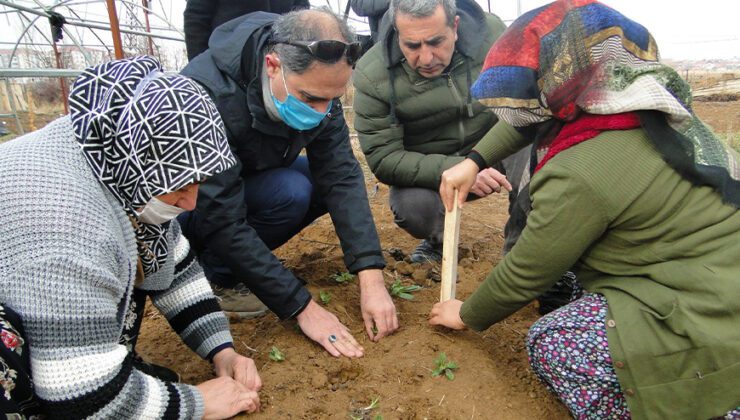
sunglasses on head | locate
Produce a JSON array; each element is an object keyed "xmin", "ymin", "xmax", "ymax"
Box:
[{"xmin": 276, "ymin": 40, "xmax": 362, "ymax": 66}]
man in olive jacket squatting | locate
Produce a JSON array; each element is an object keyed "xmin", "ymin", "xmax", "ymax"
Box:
[
  {"xmin": 179, "ymin": 8, "xmax": 398, "ymax": 358},
  {"xmin": 352, "ymin": 0, "xmax": 512, "ymax": 263}
]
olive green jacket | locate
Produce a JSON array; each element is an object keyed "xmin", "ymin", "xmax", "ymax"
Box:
[
  {"xmin": 353, "ymin": 0, "xmax": 506, "ymax": 189},
  {"xmin": 462, "ymin": 123, "xmax": 740, "ymax": 419}
]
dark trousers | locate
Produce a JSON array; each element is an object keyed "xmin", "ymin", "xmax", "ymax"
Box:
[
  {"xmin": 500, "ymin": 146, "xmax": 532, "ymax": 254},
  {"xmin": 389, "ymin": 186, "xmax": 447, "ymax": 245},
  {"xmin": 179, "ymin": 157, "xmax": 327, "ymax": 288}
]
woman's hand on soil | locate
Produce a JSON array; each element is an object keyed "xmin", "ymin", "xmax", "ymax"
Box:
[
  {"xmin": 212, "ymin": 347, "xmax": 262, "ymax": 392},
  {"xmin": 197, "ymin": 376, "xmax": 260, "ymax": 419},
  {"xmin": 296, "ymin": 299, "xmax": 364, "ymax": 358},
  {"xmin": 359, "ymin": 269, "xmax": 399, "ymax": 341},
  {"xmin": 440, "ymin": 159, "xmax": 481, "ymax": 211},
  {"xmin": 429, "ymin": 299, "xmax": 466, "ymax": 330}
]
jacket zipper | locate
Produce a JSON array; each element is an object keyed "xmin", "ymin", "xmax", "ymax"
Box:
[
  {"xmin": 411, "ymin": 58, "xmax": 465, "ymax": 86},
  {"xmin": 447, "ymin": 75, "xmax": 465, "ymax": 147}
]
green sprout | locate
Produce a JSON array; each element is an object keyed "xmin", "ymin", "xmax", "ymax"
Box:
[
  {"xmin": 269, "ymin": 346, "xmax": 285, "ymax": 362},
  {"xmin": 388, "ymin": 279, "xmax": 422, "ymax": 300},
  {"xmin": 331, "ymin": 271, "xmax": 355, "ymax": 284},
  {"xmin": 350, "ymin": 397, "xmax": 381, "ymax": 420},
  {"xmin": 319, "ymin": 290, "xmax": 332, "ymax": 305},
  {"xmin": 431, "ymin": 352, "xmax": 458, "ymax": 381}
]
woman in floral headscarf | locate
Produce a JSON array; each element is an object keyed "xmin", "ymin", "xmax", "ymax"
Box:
[
  {"xmin": 428, "ymin": 1, "xmax": 739, "ymax": 418},
  {"xmin": 0, "ymin": 56, "xmax": 261, "ymax": 419}
]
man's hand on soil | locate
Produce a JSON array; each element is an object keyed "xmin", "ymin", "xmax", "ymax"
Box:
[
  {"xmin": 470, "ymin": 167, "xmax": 512, "ymax": 197},
  {"xmin": 296, "ymin": 299, "xmax": 364, "ymax": 358},
  {"xmin": 358, "ymin": 269, "xmax": 399, "ymax": 341}
]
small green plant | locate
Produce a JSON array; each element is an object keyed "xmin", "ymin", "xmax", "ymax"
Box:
[
  {"xmin": 269, "ymin": 346, "xmax": 285, "ymax": 362},
  {"xmin": 331, "ymin": 271, "xmax": 355, "ymax": 284},
  {"xmin": 349, "ymin": 397, "xmax": 381, "ymax": 420},
  {"xmin": 431, "ymin": 352, "xmax": 458, "ymax": 381},
  {"xmin": 319, "ymin": 290, "xmax": 332, "ymax": 305},
  {"xmin": 388, "ymin": 279, "xmax": 422, "ymax": 300}
]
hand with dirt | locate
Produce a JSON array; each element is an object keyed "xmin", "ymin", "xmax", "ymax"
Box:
[
  {"xmin": 212, "ymin": 347, "xmax": 262, "ymax": 392},
  {"xmin": 196, "ymin": 376, "xmax": 260, "ymax": 419},
  {"xmin": 429, "ymin": 299, "xmax": 466, "ymax": 330},
  {"xmin": 358, "ymin": 268, "xmax": 399, "ymax": 341},
  {"xmin": 470, "ymin": 167, "xmax": 512, "ymax": 198},
  {"xmin": 439, "ymin": 158, "xmax": 482, "ymax": 211},
  {"xmin": 296, "ymin": 299, "xmax": 365, "ymax": 358}
]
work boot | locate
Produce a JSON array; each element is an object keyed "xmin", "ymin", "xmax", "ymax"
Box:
[
  {"xmin": 211, "ymin": 282, "xmax": 269, "ymax": 319},
  {"xmin": 409, "ymin": 239, "xmax": 443, "ymax": 264},
  {"xmin": 133, "ymin": 353, "xmax": 181, "ymax": 383}
]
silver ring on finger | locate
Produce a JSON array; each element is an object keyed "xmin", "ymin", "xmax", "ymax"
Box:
[{"xmin": 328, "ymin": 334, "xmax": 337, "ymax": 344}]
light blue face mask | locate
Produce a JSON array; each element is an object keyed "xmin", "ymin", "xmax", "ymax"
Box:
[{"xmin": 271, "ymin": 66, "xmax": 332, "ymax": 131}]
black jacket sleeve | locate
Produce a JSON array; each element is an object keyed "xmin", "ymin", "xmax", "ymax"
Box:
[
  {"xmin": 307, "ymin": 103, "xmax": 386, "ymax": 273},
  {"xmin": 184, "ymin": 0, "xmax": 216, "ymax": 61},
  {"xmin": 194, "ymin": 157, "xmax": 311, "ymax": 320},
  {"xmin": 349, "ymin": 0, "xmax": 390, "ymax": 17},
  {"xmin": 291, "ymin": 0, "xmax": 311, "ymax": 10}
]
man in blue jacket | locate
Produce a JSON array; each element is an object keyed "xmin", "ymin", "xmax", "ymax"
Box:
[{"xmin": 180, "ymin": 8, "xmax": 398, "ymax": 358}]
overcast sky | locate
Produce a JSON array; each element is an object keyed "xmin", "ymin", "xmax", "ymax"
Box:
[
  {"xmin": 145, "ymin": 0, "xmax": 740, "ymax": 60},
  {"xmin": 476, "ymin": 0, "xmax": 740, "ymax": 60},
  {"xmin": 2, "ymin": 0, "xmax": 739, "ymax": 61}
]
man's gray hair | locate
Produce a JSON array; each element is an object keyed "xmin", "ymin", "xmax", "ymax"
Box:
[
  {"xmin": 388, "ymin": 0, "xmax": 457, "ymax": 28},
  {"xmin": 270, "ymin": 7, "xmax": 356, "ymax": 74}
]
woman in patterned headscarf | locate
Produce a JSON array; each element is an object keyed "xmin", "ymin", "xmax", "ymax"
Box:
[
  {"xmin": 0, "ymin": 56, "xmax": 261, "ymax": 419},
  {"xmin": 428, "ymin": 1, "xmax": 739, "ymax": 418}
]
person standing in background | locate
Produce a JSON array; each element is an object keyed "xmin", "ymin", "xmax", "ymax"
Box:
[
  {"xmin": 184, "ymin": 0, "xmax": 310, "ymax": 61},
  {"xmin": 349, "ymin": 0, "xmax": 389, "ymax": 44}
]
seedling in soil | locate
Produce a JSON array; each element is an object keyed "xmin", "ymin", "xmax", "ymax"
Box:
[
  {"xmin": 269, "ymin": 346, "xmax": 285, "ymax": 362},
  {"xmin": 331, "ymin": 271, "xmax": 355, "ymax": 284},
  {"xmin": 349, "ymin": 396, "xmax": 381, "ymax": 420},
  {"xmin": 389, "ymin": 279, "xmax": 422, "ymax": 300},
  {"xmin": 319, "ymin": 290, "xmax": 332, "ymax": 305},
  {"xmin": 431, "ymin": 352, "xmax": 458, "ymax": 380}
]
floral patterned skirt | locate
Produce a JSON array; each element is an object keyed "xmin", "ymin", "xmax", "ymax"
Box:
[
  {"xmin": 0, "ymin": 304, "xmax": 41, "ymax": 418},
  {"xmin": 526, "ymin": 292, "xmax": 739, "ymax": 419}
]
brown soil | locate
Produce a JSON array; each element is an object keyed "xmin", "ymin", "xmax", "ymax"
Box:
[
  {"xmin": 692, "ymin": 100, "xmax": 740, "ymax": 136},
  {"xmin": 137, "ymin": 188, "xmax": 570, "ymax": 420},
  {"xmin": 4, "ymin": 83, "xmax": 735, "ymax": 419}
]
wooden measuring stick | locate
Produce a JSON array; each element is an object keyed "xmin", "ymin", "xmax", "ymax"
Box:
[{"xmin": 440, "ymin": 189, "xmax": 461, "ymax": 302}]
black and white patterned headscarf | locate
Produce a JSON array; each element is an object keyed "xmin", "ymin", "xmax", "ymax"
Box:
[{"xmin": 69, "ymin": 56, "xmax": 236, "ymax": 275}]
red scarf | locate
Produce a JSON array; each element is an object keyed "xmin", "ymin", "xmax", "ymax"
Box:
[{"xmin": 534, "ymin": 113, "xmax": 641, "ymax": 173}]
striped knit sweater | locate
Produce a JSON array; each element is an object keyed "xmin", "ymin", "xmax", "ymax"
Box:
[{"xmin": 0, "ymin": 117, "xmax": 234, "ymax": 419}]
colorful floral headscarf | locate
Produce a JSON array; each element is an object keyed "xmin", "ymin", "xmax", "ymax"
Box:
[
  {"xmin": 472, "ymin": 0, "xmax": 739, "ymax": 206},
  {"xmin": 69, "ymin": 56, "xmax": 236, "ymax": 274}
]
